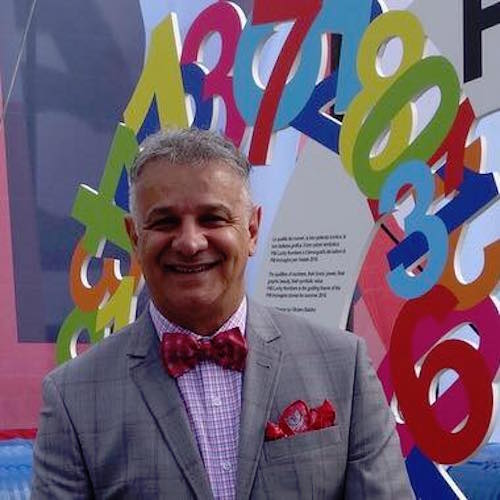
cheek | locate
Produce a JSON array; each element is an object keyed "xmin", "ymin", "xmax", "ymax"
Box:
[
  {"xmin": 219, "ymin": 233, "xmax": 247, "ymax": 258},
  {"xmin": 223, "ymin": 234, "xmax": 252, "ymax": 269},
  {"xmin": 138, "ymin": 234, "xmax": 167, "ymax": 264}
]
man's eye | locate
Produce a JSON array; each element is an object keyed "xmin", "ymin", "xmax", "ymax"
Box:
[
  {"xmin": 147, "ymin": 218, "xmax": 178, "ymax": 230},
  {"xmin": 200, "ymin": 214, "xmax": 227, "ymax": 226}
]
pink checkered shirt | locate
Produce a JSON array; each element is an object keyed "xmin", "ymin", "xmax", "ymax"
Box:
[{"xmin": 149, "ymin": 298, "xmax": 247, "ymax": 500}]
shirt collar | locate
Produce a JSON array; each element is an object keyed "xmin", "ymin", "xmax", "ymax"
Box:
[{"xmin": 149, "ymin": 297, "xmax": 247, "ymax": 340}]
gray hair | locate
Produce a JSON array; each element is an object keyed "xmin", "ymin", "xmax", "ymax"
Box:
[{"xmin": 129, "ymin": 128, "xmax": 252, "ymax": 218}]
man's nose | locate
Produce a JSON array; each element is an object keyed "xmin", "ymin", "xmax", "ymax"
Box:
[{"xmin": 171, "ymin": 219, "xmax": 208, "ymax": 256}]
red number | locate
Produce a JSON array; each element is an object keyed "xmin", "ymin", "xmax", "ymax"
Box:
[
  {"xmin": 390, "ymin": 286, "xmax": 499, "ymax": 464},
  {"xmin": 429, "ymin": 98, "xmax": 475, "ymax": 195},
  {"xmin": 248, "ymin": 0, "xmax": 322, "ymax": 164}
]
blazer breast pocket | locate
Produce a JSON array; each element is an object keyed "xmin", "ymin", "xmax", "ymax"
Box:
[{"xmin": 263, "ymin": 425, "xmax": 342, "ymax": 463}]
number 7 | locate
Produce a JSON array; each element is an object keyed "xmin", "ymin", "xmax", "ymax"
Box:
[{"xmin": 249, "ymin": 0, "xmax": 322, "ymax": 165}]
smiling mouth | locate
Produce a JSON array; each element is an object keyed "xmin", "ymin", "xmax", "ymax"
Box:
[{"xmin": 166, "ymin": 262, "xmax": 218, "ymax": 274}]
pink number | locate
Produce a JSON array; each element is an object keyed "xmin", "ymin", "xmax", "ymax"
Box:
[{"xmin": 181, "ymin": 2, "xmax": 247, "ymax": 146}]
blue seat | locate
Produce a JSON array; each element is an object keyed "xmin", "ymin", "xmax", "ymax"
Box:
[
  {"xmin": 448, "ymin": 443, "xmax": 500, "ymax": 500},
  {"xmin": 0, "ymin": 439, "xmax": 33, "ymax": 499}
]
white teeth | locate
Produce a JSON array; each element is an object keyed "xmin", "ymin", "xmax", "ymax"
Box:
[{"xmin": 170, "ymin": 264, "xmax": 212, "ymax": 273}]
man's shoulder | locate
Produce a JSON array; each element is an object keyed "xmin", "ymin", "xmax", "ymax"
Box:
[
  {"xmin": 45, "ymin": 312, "xmax": 150, "ymax": 387},
  {"xmin": 248, "ymin": 300, "xmax": 359, "ymax": 355}
]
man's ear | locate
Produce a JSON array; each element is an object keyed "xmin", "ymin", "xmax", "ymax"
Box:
[
  {"xmin": 124, "ymin": 215, "xmax": 139, "ymax": 255},
  {"xmin": 248, "ymin": 205, "xmax": 262, "ymax": 256}
]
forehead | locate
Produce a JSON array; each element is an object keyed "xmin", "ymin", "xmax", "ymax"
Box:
[{"xmin": 133, "ymin": 159, "xmax": 248, "ymax": 211}]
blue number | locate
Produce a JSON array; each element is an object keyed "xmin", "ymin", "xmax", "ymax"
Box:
[{"xmin": 379, "ymin": 160, "xmax": 448, "ymax": 299}]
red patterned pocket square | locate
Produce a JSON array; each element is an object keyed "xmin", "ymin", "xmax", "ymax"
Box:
[{"xmin": 265, "ymin": 399, "xmax": 336, "ymax": 441}]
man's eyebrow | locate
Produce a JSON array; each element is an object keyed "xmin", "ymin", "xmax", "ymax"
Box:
[
  {"xmin": 199, "ymin": 203, "xmax": 233, "ymax": 216},
  {"xmin": 144, "ymin": 203, "xmax": 233, "ymax": 220},
  {"xmin": 144, "ymin": 206, "xmax": 176, "ymax": 220}
]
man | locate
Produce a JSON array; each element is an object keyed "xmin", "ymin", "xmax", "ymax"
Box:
[{"xmin": 32, "ymin": 128, "xmax": 414, "ymax": 498}]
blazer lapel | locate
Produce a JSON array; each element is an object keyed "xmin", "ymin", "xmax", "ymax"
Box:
[
  {"xmin": 127, "ymin": 312, "xmax": 213, "ymax": 500},
  {"xmin": 237, "ymin": 301, "xmax": 283, "ymax": 500}
]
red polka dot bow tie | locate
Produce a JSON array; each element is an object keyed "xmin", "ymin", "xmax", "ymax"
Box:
[{"xmin": 161, "ymin": 328, "xmax": 248, "ymax": 378}]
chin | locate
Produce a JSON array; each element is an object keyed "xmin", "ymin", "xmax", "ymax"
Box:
[{"xmin": 165, "ymin": 292, "xmax": 218, "ymax": 314}]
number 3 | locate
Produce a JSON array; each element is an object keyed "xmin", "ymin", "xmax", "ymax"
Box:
[{"xmin": 379, "ymin": 160, "xmax": 448, "ymax": 299}]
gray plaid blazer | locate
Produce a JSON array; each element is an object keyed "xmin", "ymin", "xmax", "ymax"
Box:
[{"xmin": 32, "ymin": 300, "xmax": 414, "ymax": 499}]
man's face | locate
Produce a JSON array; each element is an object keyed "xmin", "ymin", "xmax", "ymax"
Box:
[{"xmin": 125, "ymin": 159, "xmax": 261, "ymax": 334}]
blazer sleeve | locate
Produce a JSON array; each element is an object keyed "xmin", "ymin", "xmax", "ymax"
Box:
[
  {"xmin": 344, "ymin": 338, "xmax": 415, "ymax": 499},
  {"xmin": 31, "ymin": 374, "xmax": 93, "ymax": 499}
]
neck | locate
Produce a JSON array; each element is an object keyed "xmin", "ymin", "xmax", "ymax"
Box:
[{"xmin": 154, "ymin": 298, "xmax": 245, "ymax": 336}]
